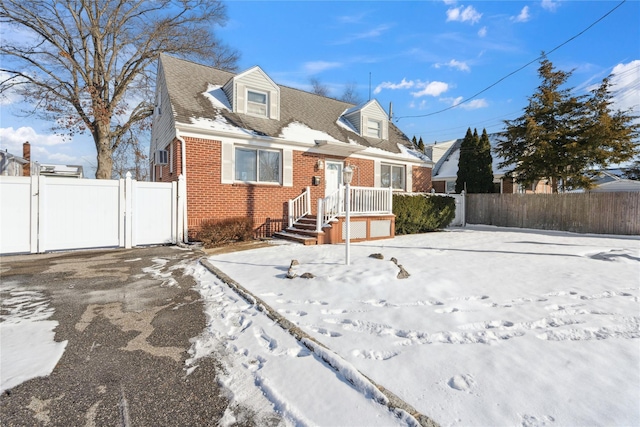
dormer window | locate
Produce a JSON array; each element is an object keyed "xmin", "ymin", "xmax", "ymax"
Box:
[
  {"xmin": 367, "ymin": 119, "xmax": 381, "ymax": 138},
  {"xmin": 247, "ymin": 90, "xmax": 268, "ymax": 117}
]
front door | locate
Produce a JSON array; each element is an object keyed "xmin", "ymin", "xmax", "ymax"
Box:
[{"xmin": 325, "ymin": 161, "xmax": 343, "ymax": 196}]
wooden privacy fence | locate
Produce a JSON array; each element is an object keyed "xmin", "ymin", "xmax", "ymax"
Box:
[{"xmin": 466, "ymin": 192, "xmax": 640, "ymax": 235}]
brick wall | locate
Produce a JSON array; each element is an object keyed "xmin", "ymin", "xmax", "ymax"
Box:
[
  {"xmin": 180, "ymin": 137, "xmax": 384, "ymax": 237},
  {"xmin": 157, "ymin": 136, "xmax": 434, "ymax": 237},
  {"xmin": 412, "ymin": 166, "xmax": 432, "ymax": 192}
]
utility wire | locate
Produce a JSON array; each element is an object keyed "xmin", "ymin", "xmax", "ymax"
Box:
[{"xmin": 395, "ymin": 0, "xmax": 628, "ymax": 121}]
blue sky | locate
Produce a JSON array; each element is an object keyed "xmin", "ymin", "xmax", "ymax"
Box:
[{"xmin": 1, "ymin": 0, "xmax": 638, "ymax": 177}]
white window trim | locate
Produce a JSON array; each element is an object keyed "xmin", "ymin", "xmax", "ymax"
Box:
[
  {"xmin": 234, "ymin": 146, "xmax": 282, "ymax": 184},
  {"xmin": 246, "ymin": 89, "xmax": 269, "ymax": 118}
]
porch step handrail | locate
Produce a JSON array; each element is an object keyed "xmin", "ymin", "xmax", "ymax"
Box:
[
  {"xmin": 317, "ymin": 186, "xmax": 344, "ymax": 232},
  {"xmin": 316, "ymin": 186, "xmax": 393, "ymax": 232},
  {"xmin": 288, "ymin": 186, "xmax": 312, "ymax": 228}
]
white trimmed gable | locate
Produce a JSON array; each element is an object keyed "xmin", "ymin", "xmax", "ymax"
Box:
[
  {"xmin": 342, "ymin": 100, "xmax": 389, "ymax": 140},
  {"xmin": 222, "ymin": 66, "xmax": 280, "ymax": 120}
]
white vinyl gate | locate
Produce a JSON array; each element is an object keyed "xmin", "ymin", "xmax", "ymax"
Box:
[
  {"xmin": 430, "ymin": 192, "xmax": 466, "ymax": 227},
  {"xmin": 0, "ymin": 173, "xmax": 184, "ymax": 254}
]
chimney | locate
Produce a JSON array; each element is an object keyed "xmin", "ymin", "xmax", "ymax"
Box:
[{"xmin": 22, "ymin": 141, "xmax": 30, "ymax": 176}]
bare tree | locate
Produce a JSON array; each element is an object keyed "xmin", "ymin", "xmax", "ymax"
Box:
[
  {"xmin": 340, "ymin": 81, "xmax": 362, "ymax": 105},
  {"xmin": 0, "ymin": 0, "xmax": 239, "ymax": 178},
  {"xmin": 309, "ymin": 77, "xmax": 330, "ymax": 97},
  {"xmin": 111, "ymin": 129, "xmax": 148, "ymax": 181}
]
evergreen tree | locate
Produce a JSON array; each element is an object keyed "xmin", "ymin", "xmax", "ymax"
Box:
[
  {"xmin": 496, "ymin": 56, "xmax": 639, "ymax": 192},
  {"xmin": 411, "ymin": 136, "xmax": 418, "ymax": 148},
  {"xmin": 476, "ymin": 129, "xmax": 495, "ymax": 193},
  {"xmin": 455, "ymin": 128, "xmax": 495, "ymax": 193},
  {"xmin": 418, "ymin": 137, "xmax": 425, "ymax": 152},
  {"xmin": 455, "ymin": 128, "xmax": 475, "ymax": 193}
]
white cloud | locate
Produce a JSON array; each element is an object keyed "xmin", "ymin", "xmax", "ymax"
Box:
[
  {"xmin": 478, "ymin": 26, "xmax": 487, "ymax": 37},
  {"xmin": 435, "ymin": 59, "xmax": 470, "ymax": 72},
  {"xmin": 374, "ymin": 78, "xmax": 448, "ymax": 97},
  {"xmin": 446, "ymin": 5, "xmax": 482, "ymax": 24},
  {"xmin": 541, "ymin": 0, "xmax": 560, "ymax": 12},
  {"xmin": 610, "ymin": 60, "xmax": 640, "ymax": 113},
  {"xmin": 442, "ymin": 0, "xmax": 457, "ymax": 5},
  {"xmin": 513, "ymin": 6, "xmax": 530, "ymax": 22},
  {"xmin": 441, "ymin": 96, "xmax": 487, "ymax": 110},
  {"xmin": 303, "ymin": 61, "xmax": 342, "ymax": 74},
  {"xmin": 0, "ymin": 127, "xmax": 68, "ymax": 150},
  {"xmin": 334, "ymin": 24, "xmax": 393, "ymax": 44},
  {"xmin": 374, "ymin": 78, "xmax": 415, "ymax": 94},
  {"xmin": 412, "ymin": 81, "xmax": 449, "ymax": 97}
]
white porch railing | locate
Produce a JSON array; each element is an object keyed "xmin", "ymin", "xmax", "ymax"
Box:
[
  {"xmin": 288, "ymin": 186, "xmax": 312, "ymax": 227},
  {"xmin": 316, "ymin": 186, "xmax": 393, "ymax": 232}
]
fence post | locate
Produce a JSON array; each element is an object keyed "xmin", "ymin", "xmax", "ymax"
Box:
[
  {"xmin": 306, "ymin": 186, "xmax": 311, "ymax": 215},
  {"xmin": 288, "ymin": 198, "xmax": 293, "ymax": 228},
  {"xmin": 30, "ymin": 175, "xmax": 40, "ymax": 253},
  {"xmin": 461, "ymin": 190, "xmax": 466, "ymax": 227},
  {"xmin": 316, "ymin": 198, "xmax": 323, "ymax": 232},
  {"xmin": 388, "ymin": 187, "xmax": 393, "ymax": 214},
  {"xmin": 125, "ymin": 172, "xmax": 132, "ymax": 249},
  {"xmin": 37, "ymin": 174, "xmax": 46, "ymax": 253}
]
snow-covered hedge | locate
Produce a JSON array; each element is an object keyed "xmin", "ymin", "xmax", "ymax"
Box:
[{"xmin": 393, "ymin": 194, "xmax": 455, "ymax": 234}]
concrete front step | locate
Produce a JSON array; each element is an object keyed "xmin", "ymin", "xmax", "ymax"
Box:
[{"xmin": 272, "ymin": 231, "xmax": 318, "ymax": 245}]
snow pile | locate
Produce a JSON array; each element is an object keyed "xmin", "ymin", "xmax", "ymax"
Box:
[
  {"xmin": 203, "ymin": 226, "xmax": 640, "ymax": 426},
  {"xmin": 0, "ymin": 281, "xmax": 67, "ymax": 392}
]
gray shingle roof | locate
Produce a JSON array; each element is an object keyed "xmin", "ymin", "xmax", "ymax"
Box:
[{"xmin": 160, "ymin": 54, "xmax": 411, "ymax": 154}]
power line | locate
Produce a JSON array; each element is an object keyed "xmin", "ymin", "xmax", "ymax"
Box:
[{"xmin": 395, "ymin": 0, "xmax": 628, "ymax": 121}]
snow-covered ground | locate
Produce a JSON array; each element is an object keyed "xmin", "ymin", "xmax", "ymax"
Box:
[
  {"xmin": 0, "ymin": 281, "xmax": 67, "ymax": 392},
  {"xmin": 198, "ymin": 226, "xmax": 640, "ymax": 427}
]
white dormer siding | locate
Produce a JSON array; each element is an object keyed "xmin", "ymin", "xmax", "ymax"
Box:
[
  {"xmin": 342, "ymin": 100, "xmax": 389, "ymax": 140},
  {"xmin": 222, "ymin": 66, "xmax": 280, "ymax": 120}
]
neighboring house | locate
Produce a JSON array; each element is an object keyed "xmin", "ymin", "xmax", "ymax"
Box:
[
  {"xmin": 428, "ymin": 134, "xmax": 553, "ymax": 194},
  {"xmin": 1, "ymin": 142, "xmax": 84, "ymax": 178},
  {"xmin": 0, "ymin": 142, "xmax": 30, "ymax": 176},
  {"xmin": 586, "ymin": 169, "xmax": 640, "ymax": 192},
  {"xmin": 150, "ymin": 54, "xmax": 433, "ymax": 243}
]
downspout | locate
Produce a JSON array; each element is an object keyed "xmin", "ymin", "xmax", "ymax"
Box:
[{"xmin": 176, "ymin": 131, "xmax": 189, "ymax": 243}]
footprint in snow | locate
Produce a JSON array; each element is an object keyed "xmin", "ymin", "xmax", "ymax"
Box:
[
  {"xmin": 447, "ymin": 374, "xmax": 476, "ymax": 392},
  {"xmin": 254, "ymin": 328, "xmax": 278, "ymax": 351}
]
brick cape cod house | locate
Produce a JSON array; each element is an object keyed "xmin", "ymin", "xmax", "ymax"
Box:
[{"xmin": 150, "ymin": 54, "xmax": 433, "ymax": 244}]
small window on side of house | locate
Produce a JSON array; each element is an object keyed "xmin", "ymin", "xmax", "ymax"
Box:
[
  {"xmin": 247, "ymin": 90, "xmax": 268, "ymax": 117},
  {"xmin": 446, "ymin": 181, "xmax": 456, "ymax": 194},
  {"xmin": 367, "ymin": 119, "xmax": 381, "ymax": 138}
]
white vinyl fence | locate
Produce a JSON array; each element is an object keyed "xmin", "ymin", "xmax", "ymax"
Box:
[
  {"xmin": 0, "ymin": 173, "xmax": 184, "ymax": 255},
  {"xmin": 430, "ymin": 192, "xmax": 466, "ymax": 227}
]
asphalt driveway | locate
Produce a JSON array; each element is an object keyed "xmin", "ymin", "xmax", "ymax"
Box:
[{"xmin": 0, "ymin": 245, "xmax": 279, "ymax": 426}]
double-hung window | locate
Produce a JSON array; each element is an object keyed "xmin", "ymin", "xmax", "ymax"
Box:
[
  {"xmin": 247, "ymin": 90, "xmax": 268, "ymax": 117},
  {"xmin": 367, "ymin": 119, "xmax": 381, "ymax": 138},
  {"xmin": 381, "ymin": 163, "xmax": 405, "ymax": 190},
  {"xmin": 235, "ymin": 147, "xmax": 280, "ymax": 183}
]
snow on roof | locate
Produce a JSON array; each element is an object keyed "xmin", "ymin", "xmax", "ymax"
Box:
[
  {"xmin": 203, "ymin": 85, "xmax": 231, "ymax": 111},
  {"xmin": 279, "ymin": 121, "xmax": 341, "ymax": 145}
]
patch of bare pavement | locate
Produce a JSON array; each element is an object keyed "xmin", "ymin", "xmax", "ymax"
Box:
[{"xmin": 0, "ymin": 245, "xmax": 282, "ymax": 426}]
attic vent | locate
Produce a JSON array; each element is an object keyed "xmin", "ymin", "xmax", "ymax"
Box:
[{"xmin": 155, "ymin": 150, "xmax": 168, "ymax": 165}]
